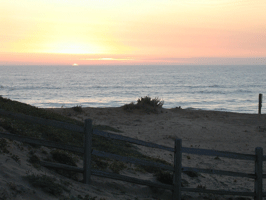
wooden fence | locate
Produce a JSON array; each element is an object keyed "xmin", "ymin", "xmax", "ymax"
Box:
[{"xmin": 0, "ymin": 109, "xmax": 265, "ymax": 200}]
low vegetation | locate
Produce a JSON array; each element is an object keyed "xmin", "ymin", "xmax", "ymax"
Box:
[
  {"xmin": 92, "ymin": 157, "xmax": 109, "ymax": 170},
  {"xmin": 24, "ymin": 174, "xmax": 69, "ymax": 196},
  {"xmin": 51, "ymin": 149, "xmax": 78, "ymax": 166},
  {"xmin": 0, "ymin": 138, "xmax": 9, "ymax": 154},
  {"xmin": 50, "ymin": 149, "xmax": 79, "ymax": 180},
  {"xmin": 72, "ymin": 105, "xmax": 83, "ymax": 113},
  {"xmin": 123, "ymin": 96, "xmax": 164, "ymax": 113},
  {"xmin": 155, "ymin": 170, "xmax": 173, "ymax": 185},
  {"xmin": 0, "ymin": 96, "xmax": 82, "ymax": 125},
  {"xmin": 0, "ymin": 96, "xmax": 174, "ymax": 187},
  {"xmin": 28, "ymin": 152, "xmax": 41, "ymax": 168},
  {"xmin": 10, "ymin": 154, "xmax": 20, "ymax": 164},
  {"xmin": 109, "ymin": 161, "xmax": 127, "ymax": 174}
]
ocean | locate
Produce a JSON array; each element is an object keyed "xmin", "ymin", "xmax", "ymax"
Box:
[{"xmin": 0, "ymin": 65, "xmax": 265, "ymax": 114}]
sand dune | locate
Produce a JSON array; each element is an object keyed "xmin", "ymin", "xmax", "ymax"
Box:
[{"xmin": 1, "ymin": 106, "xmax": 266, "ymax": 199}]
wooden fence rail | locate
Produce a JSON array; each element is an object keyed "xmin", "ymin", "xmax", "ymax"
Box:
[{"xmin": 0, "ymin": 109, "xmax": 265, "ymax": 200}]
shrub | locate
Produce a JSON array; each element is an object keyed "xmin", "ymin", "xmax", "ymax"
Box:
[
  {"xmin": 109, "ymin": 161, "xmax": 126, "ymax": 174},
  {"xmin": 65, "ymin": 195, "xmax": 97, "ymax": 200},
  {"xmin": 0, "ymin": 138, "xmax": 9, "ymax": 154},
  {"xmin": 72, "ymin": 105, "xmax": 82, "ymax": 112},
  {"xmin": 183, "ymin": 170, "xmax": 199, "ymax": 178},
  {"xmin": 24, "ymin": 174, "xmax": 68, "ymax": 196},
  {"xmin": 214, "ymin": 156, "xmax": 221, "ymax": 160},
  {"xmin": 137, "ymin": 96, "xmax": 164, "ymax": 108},
  {"xmin": 155, "ymin": 170, "xmax": 189, "ymax": 187},
  {"xmin": 10, "ymin": 154, "xmax": 20, "ymax": 164},
  {"xmin": 197, "ymin": 184, "xmax": 206, "ymax": 189},
  {"xmin": 155, "ymin": 170, "xmax": 173, "ymax": 185},
  {"xmin": 51, "ymin": 150, "xmax": 77, "ymax": 166},
  {"xmin": 122, "ymin": 102, "xmax": 135, "ymax": 111},
  {"xmin": 123, "ymin": 96, "xmax": 164, "ymax": 113},
  {"xmin": 28, "ymin": 153, "xmax": 41, "ymax": 168},
  {"xmin": 50, "ymin": 150, "xmax": 78, "ymax": 180},
  {"xmin": 139, "ymin": 164, "xmax": 160, "ymax": 174},
  {"xmin": 93, "ymin": 157, "xmax": 109, "ymax": 170}
]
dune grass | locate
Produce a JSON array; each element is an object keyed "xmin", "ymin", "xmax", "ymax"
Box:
[
  {"xmin": 0, "ymin": 96, "xmax": 172, "ymax": 184},
  {"xmin": 123, "ymin": 96, "xmax": 164, "ymax": 113}
]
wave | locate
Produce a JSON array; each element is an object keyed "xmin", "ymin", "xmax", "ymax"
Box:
[
  {"xmin": 184, "ymin": 84, "xmax": 229, "ymax": 89},
  {"xmin": 209, "ymin": 84, "xmax": 222, "ymax": 88},
  {"xmin": 198, "ymin": 90, "xmax": 227, "ymax": 94},
  {"xmin": 4, "ymin": 86, "xmax": 62, "ymax": 90},
  {"xmin": 235, "ymin": 89, "xmax": 252, "ymax": 93}
]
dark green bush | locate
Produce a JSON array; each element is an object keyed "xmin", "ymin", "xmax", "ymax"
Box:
[
  {"xmin": 155, "ymin": 170, "xmax": 173, "ymax": 185},
  {"xmin": 50, "ymin": 150, "xmax": 78, "ymax": 180},
  {"xmin": 72, "ymin": 105, "xmax": 83, "ymax": 112},
  {"xmin": 183, "ymin": 170, "xmax": 199, "ymax": 178},
  {"xmin": 24, "ymin": 174, "xmax": 68, "ymax": 196},
  {"xmin": 109, "ymin": 161, "xmax": 127, "ymax": 174},
  {"xmin": 137, "ymin": 96, "xmax": 164, "ymax": 108},
  {"xmin": 10, "ymin": 154, "xmax": 20, "ymax": 164},
  {"xmin": 93, "ymin": 157, "xmax": 109, "ymax": 170},
  {"xmin": 0, "ymin": 138, "xmax": 9, "ymax": 154},
  {"xmin": 28, "ymin": 153, "xmax": 41, "ymax": 168},
  {"xmin": 122, "ymin": 102, "xmax": 135, "ymax": 111},
  {"xmin": 51, "ymin": 150, "xmax": 77, "ymax": 166},
  {"xmin": 123, "ymin": 96, "xmax": 164, "ymax": 113}
]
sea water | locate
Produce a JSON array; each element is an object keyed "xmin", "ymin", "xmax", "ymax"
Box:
[{"xmin": 0, "ymin": 65, "xmax": 265, "ymax": 114}]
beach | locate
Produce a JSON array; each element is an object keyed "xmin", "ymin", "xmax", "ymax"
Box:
[
  {"xmin": 1, "ymin": 105, "xmax": 266, "ymax": 200},
  {"xmin": 50, "ymin": 107, "xmax": 266, "ymax": 199}
]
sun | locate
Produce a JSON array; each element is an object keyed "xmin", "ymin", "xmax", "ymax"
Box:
[{"xmin": 72, "ymin": 63, "xmax": 79, "ymax": 66}]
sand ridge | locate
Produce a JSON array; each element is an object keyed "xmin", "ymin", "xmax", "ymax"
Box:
[{"xmin": 1, "ymin": 106, "xmax": 266, "ymax": 199}]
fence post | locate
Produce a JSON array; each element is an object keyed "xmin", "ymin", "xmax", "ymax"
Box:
[
  {"xmin": 254, "ymin": 147, "xmax": 263, "ymax": 200},
  {"xmin": 173, "ymin": 139, "xmax": 182, "ymax": 200},
  {"xmin": 258, "ymin": 94, "xmax": 263, "ymax": 115},
  {"xmin": 83, "ymin": 119, "xmax": 92, "ymax": 184}
]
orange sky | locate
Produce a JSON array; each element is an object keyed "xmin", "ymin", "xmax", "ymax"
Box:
[{"xmin": 1, "ymin": 0, "xmax": 266, "ymax": 65}]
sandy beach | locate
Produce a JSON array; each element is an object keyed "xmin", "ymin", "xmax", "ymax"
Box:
[{"xmin": 1, "ymin": 106, "xmax": 266, "ymax": 200}]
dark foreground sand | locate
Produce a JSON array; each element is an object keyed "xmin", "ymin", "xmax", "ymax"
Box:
[{"xmin": 1, "ymin": 107, "xmax": 266, "ymax": 199}]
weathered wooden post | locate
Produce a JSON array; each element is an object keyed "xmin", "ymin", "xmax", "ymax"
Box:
[
  {"xmin": 258, "ymin": 94, "xmax": 263, "ymax": 114},
  {"xmin": 84, "ymin": 119, "xmax": 92, "ymax": 184},
  {"xmin": 173, "ymin": 139, "xmax": 182, "ymax": 200},
  {"xmin": 254, "ymin": 147, "xmax": 263, "ymax": 200}
]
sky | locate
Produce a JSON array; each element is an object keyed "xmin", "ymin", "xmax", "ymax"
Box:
[{"xmin": 1, "ymin": 0, "xmax": 266, "ymax": 65}]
